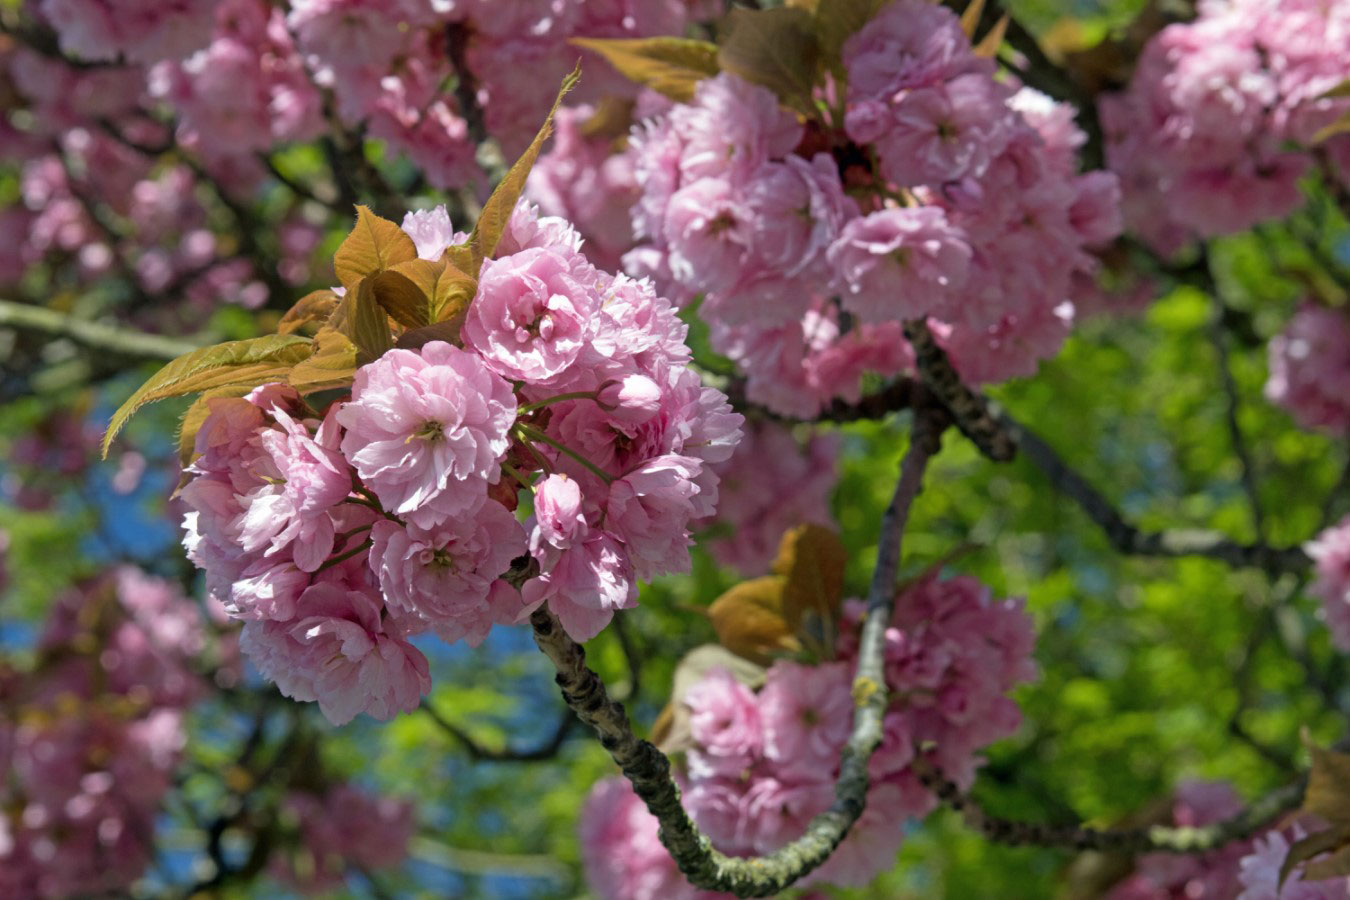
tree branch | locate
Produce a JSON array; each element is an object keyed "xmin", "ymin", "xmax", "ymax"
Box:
[
  {"xmin": 913, "ymin": 757, "xmax": 1304, "ymax": 854},
  {"xmin": 998, "ymin": 411, "xmax": 1312, "ymax": 574},
  {"xmin": 419, "ymin": 700, "xmax": 576, "ymax": 763},
  {"xmin": 527, "ymin": 403, "xmax": 948, "ymax": 897},
  {"xmin": 903, "ymin": 318, "xmax": 1017, "ymax": 461},
  {"xmin": 0, "ymin": 299, "xmax": 203, "ymax": 361}
]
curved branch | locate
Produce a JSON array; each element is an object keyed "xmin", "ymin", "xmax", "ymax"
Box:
[
  {"xmin": 913, "ymin": 757, "xmax": 1304, "ymax": 854},
  {"xmin": 998, "ymin": 410, "xmax": 1312, "ymax": 574},
  {"xmin": 904, "ymin": 318, "xmax": 1018, "ymax": 461},
  {"xmin": 528, "ymin": 404, "xmax": 948, "ymax": 897}
]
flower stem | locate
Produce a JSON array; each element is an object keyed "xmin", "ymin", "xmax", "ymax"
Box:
[
  {"xmin": 518, "ymin": 391, "xmax": 597, "ymax": 414},
  {"xmin": 514, "ymin": 424, "xmax": 613, "ymax": 484}
]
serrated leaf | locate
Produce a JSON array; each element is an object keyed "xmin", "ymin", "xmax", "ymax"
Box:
[
  {"xmin": 1312, "ymin": 110, "xmax": 1350, "ymax": 144},
  {"xmin": 395, "ymin": 316, "xmax": 468, "ymax": 351},
  {"xmin": 960, "ymin": 0, "xmax": 987, "ymax": 38},
  {"xmin": 1302, "ymin": 734, "xmax": 1350, "ymax": 827},
  {"xmin": 717, "ymin": 7, "xmax": 821, "ymax": 112},
  {"xmin": 288, "ymin": 328, "xmax": 358, "ymax": 394},
  {"xmin": 570, "ymin": 36, "xmax": 719, "ymax": 102},
  {"xmin": 974, "ymin": 13, "xmax": 1009, "ymax": 58},
  {"xmin": 329, "ymin": 280, "xmax": 393, "ymax": 363},
  {"xmin": 650, "ymin": 644, "xmax": 766, "ymax": 752},
  {"xmin": 444, "ymin": 243, "xmax": 480, "ymax": 278},
  {"xmin": 102, "ymin": 334, "xmax": 313, "ymax": 456},
  {"xmin": 372, "ymin": 260, "xmax": 443, "ymax": 329},
  {"xmin": 579, "ymin": 96, "xmax": 637, "ymax": 141},
  {"xmin": 772, "ymin": 523, "xmax": 847, "ymax": 656},
  {"xmin": 278, "ymin": 289, "xmax": 341, "ymax": 335},
  {"xmin": 707, "ymin": 575, "xmax": 799, "ymax": 665},
  {"xmin": 1280, "ymin": 826, "xmax": 1350, "ymax": 887},
  {"xmin": 472, "ymin": 66, "xmax": 581, "ymax": 266},
  {"xmin": 333, "ymin": 205, "xmax": 418, "ymax": 290},
  {"xmin": 1319, "ymin": 79, "xmax": 1350, "ymax": 100}
]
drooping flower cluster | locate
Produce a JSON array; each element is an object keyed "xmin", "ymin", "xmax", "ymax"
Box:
[
  {"xmin": 1100, "ymin": 0, "xmax": 1350, "ymax": 255},
  {"xmin": 1308, "ymin": 516, "xmax": 1350, "ymax": 652},
  {"xmin": 660, "ymin": 573, "xmax": 1037, "ymax": 889},
  {"xmin": 272, "ymin": 785, "xmax": 415, "ymax": 893},
  {"xmin": 0, "ymin": 568, "xmax": 203, "ymax": 898},
  {"xmin": 179, "ymin": 202, "xmax": 741, "ymax": 724},
  {"xmin": 620, "ymin": 0, "xmax": 1120, "ymax": 416},
  {"xmin": 1266, "ymin": 304, "xmax": 1350, "ymax": 437},
  {"xmin": 697, "ymin": 421, "xmax": 840, "ymax": 575}
]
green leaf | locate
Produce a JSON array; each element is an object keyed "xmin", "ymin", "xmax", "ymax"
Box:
[
  {"xmin": 569, "ymin": 36, "xmax": 719, "ymax": 102},
  {"xmin": 372, "ymin": 260, "xmax": 442, "ymax": 329},
  {"xmin": 1318, "ymin": 79, "xmax": 1350, "ymax": 100},
  {"xmin": 333, "ymin": 205, "xmax": 418, "ymax": 290},
  {"xmin": 1312, "ymin": 110, "xmax": 1350, "ymax": 144},
  {"xmin": 717, "ymin": 7, "xmax": 821, "ymax": 112},
  {"xmin": 102, "ymin": 334, "xmax": 313, "ymax": 456},
  {"xmin": 288, "ymin": 328, "xmax": 358, "ymax": 394},
  {"xmin": 472, "ymin": 66, "xmax": 581, "ymax": 266},
  {"xmin": 788, "ymin": 0, "xmax": 889, "ymax": 64}
]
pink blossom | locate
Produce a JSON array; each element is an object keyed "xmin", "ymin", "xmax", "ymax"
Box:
[
  {"xmin": 532, "ymin": 473, "xmax": 588, "ymax": 550},
  {"xmin": 1266, "ymin": 304, "xmax": 1350, "ymax": 435},
  {"xmin": 40, "ymin": 0, "xmax": 218, "ymax": 63},
  {"xmin": 662, "ymin": 177, "xmax": 753, "ymax": 296},
  {"xmin": 669, "ymin": 73, "xmax": 802, "ymax": 181},
  {"xmin": 842, "ymin": 0, "xmax": 978, "ymax": 98},
  {"xmin": 700, "ymin": 421, "xmax": 839, "ymax": 575},
  {"xmin": 276, "ymin": 785, "xmax": 415, "ymax": 891},
  {"xmin": 684, "ymin": 667, "xmax": 763, "ymax": 778},
  {"xmin": 1308, "ymin": 516, "xmax": 1350, "ymax": 651},
  {"xmin": 605, "ymin": 454, "xmax": 702, "ymax": 579},
  {"xmin": 239, "ymin": 582, "xmax": 431, "ymax": 725},
  {"xmin": 597, "ymin": 374, "xmax": 664, "ymax": 425},
  {"xmin": 337, "ymin": 341, "xmax": 517, "ymax": 528},
  {"xmin": 523, "ymin": 533, "xmax": 637, "ymax": 642},
  {"xmin": 367, "ymin": 500, "xmax": 528, "ymax": 646},
  {"xmin": 1237, "ymin": 825, "xmax": 1350, "ymax": 899},
  {"xmin": 463, "ymin": 247, "xmax": 596, "ymax": 383},
  {"xmin": 829, "ymin": 206, "xmax": 971, "ymax": 324},
  {"xmin": 759, "ymin": 660, "xmax": 853, "ymax": 780},
  {"xmin": 402, "ymin": 205, "xmax": 466, "ymax": 262}
]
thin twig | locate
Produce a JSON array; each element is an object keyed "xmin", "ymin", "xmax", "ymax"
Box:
[
  {"xmin": 526, "ymin": 402, "xmax": 949, "ymax": 897},
  {"xmin": 419, "ymin": 700, "xmax": 576, "ymax": 763},
  {"xmin": 903, "ymin": 318, "xmax": 1017, "ymax": 461},
  {"xmin": 914, "ymin": 756, "xmax": 1304, "ymax": 854},
  {"xmin": 1208, "ymin": 289, "xmax": 1266, "ymax": 540},
  {"xmin": 998, "ymin": 411, "xmax": 1312, "ymax": 574}
]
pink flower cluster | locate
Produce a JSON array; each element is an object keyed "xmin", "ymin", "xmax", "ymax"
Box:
[
  {"xmin": 0, "ymin": 568, "xmax": 202, "ymax": 898},
  {"xmin": 1237, "ymin": 824, "xmax": 1350, "ymax": 899},
  {"xmin": 273, "ymin": 785, "xmax": 415, "ymax": 892},
  {"xmin": 621, "ymin": 1, "xmax": 1120, "ymax": 415},
  {"xmin": 1308, "ymin": 515, "xmax": 1350, "ymax": 652},
  {"xmin": 1266, "ymin": 304, "xmax": 1350, "ymax": 436},
  {"xmin": 697, "ymin": 421, "xmax": 840, "ymax": 575},
  {"xmin": 1101, "ymin": 0, "xmax": 1350, "ymax": 255},
  {"xmin": 668, "ymin": 573, "xmax": 1036, "ymax": 889},
  {"xmin": 180, "ymin": 202, "xmax": 740, "ymax": 722}
]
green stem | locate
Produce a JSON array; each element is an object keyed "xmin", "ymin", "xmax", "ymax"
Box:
[
  {"xmin": 315, "ymin": 539, "xmax": 373, "ymax": 573},
  {"xmin": 514, "ymin": 424, "xmax": 613, "ymax": 485},
  {"xmin": 518, "ymin": 391, "xmax": 598, "ymax": 414},
  {"xmin": 502, "ymin": 462, "xmax": 534, "ymax": 492}
]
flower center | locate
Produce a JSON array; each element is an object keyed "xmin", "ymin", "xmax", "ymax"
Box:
[{"xmin": 413, "ymin": 420, "xmax": 445, "ymax": 442}]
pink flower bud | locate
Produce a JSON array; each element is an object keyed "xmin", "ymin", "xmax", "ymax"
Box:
[{"xmin": 597, "ymin": 374, "xmax": 663, "ymax": 424}]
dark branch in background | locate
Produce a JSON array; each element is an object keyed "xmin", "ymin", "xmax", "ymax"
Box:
[
  {"xmin": 420, "ymin": 699, "xmax": 577, "ymax": 763},
  {"xmin": 1207, "ymin": 290, "xmax": 1267, "ymax": 541},
  {"xmin": 903, "ymin": 318, "xmax": 1017, "ymax": 461},
  {"xmin": 998, "ymin": 411, "xmax": 1312, "ymax": 574},
  {"xmin": 527, "ymin": 403, "xmax": 948, "ymax": 897},
  {"xmin": 913, "ymin": 757, "xmax": 1304, "ymax": 853},
  {"xmin": 445, "ymin": 23, "xmax": 488, "ymax": 147},
  {"xmin": 0, "ymin": 298, "xmax": 204, "ymax": 361}
]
